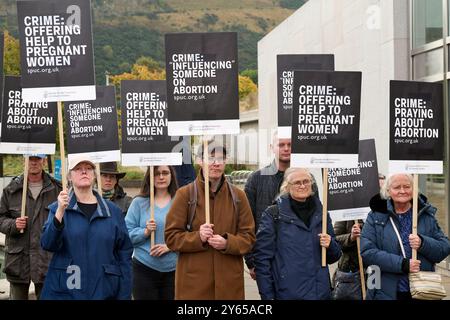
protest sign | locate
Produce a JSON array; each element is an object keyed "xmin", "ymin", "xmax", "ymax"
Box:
[
  {"xmin": 277, "ymin": 54, "xmax": 334, "ymax": 138},
  {"xmin": 165, "ymin": 32, "xmax": 239, "ymax": 136},
  {"xmin": 121, "ymin": 80, "xmax": 182, "ymax": 166},
  {"xmin": 65, "ymin": 85, "xmax": 120, "ymax": 163},
  {"xmin": 17, "ymin": 0, "xmax": 95, "ymax": 102},
  {"xmin": 389, "ymin": 80, "xmax": 443, "ymax": 174},
  {"xmin": 0, "ymin": 76, "xmax": 57, "ymax": 154},
  {"xmin": 328, "ymin": 139, "xmax": 379, "ymax": 222},
  {"xmin": 291, "ymin": 71, "xmax": 362, "ymax": 168}
]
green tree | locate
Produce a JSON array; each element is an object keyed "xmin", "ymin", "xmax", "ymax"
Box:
[
  {"xmin": 241, "ymin": 69, "xmax": 258, "ymax": 84},
  {"xmin": 4, "ymin": 31, "xmax": 20, "ymax": 75}
]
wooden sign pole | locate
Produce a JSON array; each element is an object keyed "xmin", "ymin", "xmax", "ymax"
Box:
[
  {"xmin": 57, "ymin": 101, "xmax": 67, "ymax": 192},
  {"xmin": 150, "ymin": 166, "xmax": 155, "ymax": 249},
  {"xmin": 96, "ymin": 165, "xmax": 102, "ymax": 193},
  {"xmin": 412, "ymin": 174, "xmax": 419, "ymax": 260},
  {"xmin": 354, "ymin": 219, "xmax": 366, "ymax": 300},
  {"xmin": 203, "ymin": 139, "xmax": 210, "ymax": 225},
  {"xmin": 20, "ymin": 156, "xmax": 30, "ymax": 234},
  {"xmin": 322, "ymin": 168, "xmax": 328, "ymax": 267}
]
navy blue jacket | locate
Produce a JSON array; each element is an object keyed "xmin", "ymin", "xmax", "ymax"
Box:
[
  {"xmin": 254, "ymin": 194, "xmax": 341, "ymax": 300},
  {"xmin": 40, "ymin": 190, "xmax": 133, "ymax": 300},
  {"xmin": 361, "ymin": 194, "xmax": 450, "ymax": 300}
]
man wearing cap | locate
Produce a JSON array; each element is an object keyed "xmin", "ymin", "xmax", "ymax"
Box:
[
  {"xmin": 165, "ymin": 142, "xmax": 255, "ymax": 299},
  {"xmin": 99, "ymin": 162, "xmax": 132, "ymax": 215},
  {"xmin": 0, "ymin": 154, "xmax": 62, "ymax": 299}
]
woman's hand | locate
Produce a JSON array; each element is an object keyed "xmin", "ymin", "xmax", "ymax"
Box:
[
  {"xmin": 409, "ymin": 259, "xmax": 421, "ymax": 273},
  {"xmin": 350, "ymin": 223, "xmax": 361, "ymax": 241},
  {"xmin": 319, "ymin": 233, "xmax": 331, "ymax": 248},
  {"xmin": 150, "ymin": 244, "xmax": 170, "ymax": 257},
  {"xmin": 55, "ymin": 191, "xmax": 69, "ymax": 222},
  {"xmin": 409, "ymin": 234, "xmax": 422, "ymax": 250},
  {"xmin": 144, "ymin": 219, "xmax": 156, "ymax": 237}
]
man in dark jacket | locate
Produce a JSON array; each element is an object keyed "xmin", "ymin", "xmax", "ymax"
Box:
[
  {"xmin": 0, "ymin": 154, "xmax": 62, "ymax": 299},
  {"xmin": 244, "ymin": 133, "xmax": 291, "ymax": 279},
  {"xmin": 99, "ymin": 162, "xmax": 132, "ymax": 215}
]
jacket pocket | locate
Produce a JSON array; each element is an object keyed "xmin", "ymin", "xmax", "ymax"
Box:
[
  {"xmin": 47, "ymin": 257, "xmax": 73, "ymax": 293},
  {"xmin": 101, "ymin": 264, "xmax": 122, "ymax": 299},
  {"xmin": 3, "ymin": 246, "xmax": 24, "ymax": 277}
]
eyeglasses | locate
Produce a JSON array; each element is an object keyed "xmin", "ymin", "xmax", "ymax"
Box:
[
  {"xmin": 73, "ymin": 166, "xmax": 94, "ymax": 173},
  {"xmin": 207, "ymin": 157, "xmax": 225, "ymax": 164},
  {"xmin": 288, "ymin": 179, "xmax": 312, "ymax": 187},
  {"xmin": 155, "ymin": 171, "xmax": 171, "ymax": 177}
]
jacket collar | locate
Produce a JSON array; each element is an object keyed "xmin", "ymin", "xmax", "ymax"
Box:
[
  {"xmin": 67, "ymin": 189, "xmax": 111, "ymax": 218},
  {"xmin": 197, "ymin": 169, "xmax": 226, "ymax": 195},
  {"xmin": 261, "ymin": 160, "xmax": 280, "ymax": 176},
  {"xmin": 9, "ymin": 171, "xmax": 60, "ymax": 194},
  {"xmin": 369, "ymin": 193, "xmax": 435, "ymax": 218},
  {"xmin": 277, "ymin": 193, "xmax": 323, "ymax": 229}
]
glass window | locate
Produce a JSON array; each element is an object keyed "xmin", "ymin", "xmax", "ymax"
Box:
[
  {"xmin": 413, "ymin": 47, "xmax": 443, "ymax": 79},
  {"xmin": 413, "ymin": 0, "xmax": 443, "ymax": 48}
]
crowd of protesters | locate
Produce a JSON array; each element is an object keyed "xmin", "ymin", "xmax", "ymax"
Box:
[{"xmin": 1, "ymin": 136, "xmax": 450, "ymax": 300}]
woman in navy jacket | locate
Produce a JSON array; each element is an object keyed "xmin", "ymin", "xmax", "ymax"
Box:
[
  {"xmin": 254, "ymin": 168, "xmax": 341, "ymax": 300},
  {"xmin": 40, "ymin": 155, "xmax": 133, "ymax": 300},
  {"xmin": 361, "ymin": 173, "xmax": 450, "ymax": 300}
]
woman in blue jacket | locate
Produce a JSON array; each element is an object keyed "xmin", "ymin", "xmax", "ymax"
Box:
[
  {"xmin": 361, "ymin": 173, "xmax": 450, "ymax": 300},
  {"xmin": 40, "ymin": 155, "xmax": 133, "ymax": 300},
  {"xmin": 125, "ymin": 166, "xmax": 178, "ymax": 300},
  {"xmin": 254, "ymin": 168, "xmax": 341, "ymax": 300}
]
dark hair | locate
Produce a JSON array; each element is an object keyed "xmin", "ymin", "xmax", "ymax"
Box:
[
  {"xmin": 196, "ymin": 142, "xmax": 227, "ymax": 159},
  {"xmin": 138, "ymin": 166, "xmax": 178, "ymax": 198}
]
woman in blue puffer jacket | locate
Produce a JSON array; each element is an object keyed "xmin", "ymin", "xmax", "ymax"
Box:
[
  {"xmin": 361, "ymin": 173, "xmax": 450, "ymax": 300},
  {"xmin": 254, "ymin": 168, "xmax": 341, "ymax": 300}
]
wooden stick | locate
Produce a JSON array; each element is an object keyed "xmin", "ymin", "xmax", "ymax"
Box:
[
  {"xmin": 412, "ymin": 174, "xmax": 419, "ymax": 260},
  {"xmin": 203, "ymin": 139, "xmax": 210, "ymax": 225},
  {"xmin": 20, "ymin": 156, "xmax": 30, "ymax": 234},
  {"xmin": 57, "ymin": 101, "xmax": 67, "ymax": 192},
  {"xmin": 322, "ymin": 168, "xmax": 328, "ymax": 267},
  {"xmin": 96, "ymin": 164, "xmax": 102, "ymax": 192},
  {"xmin": 355, "ymin": 219, "xmax": 366, "ymax": 300},
  {"xmin": 150, "ymin": 166, "xmax": 155, "ymax": 249}
]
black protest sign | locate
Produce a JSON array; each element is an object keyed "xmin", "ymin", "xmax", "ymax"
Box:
[
  {"xmin": 291, "ymin": 71, "xmax": 362, "ymax": 168},
  {"xmin": 121, "ymin": 80, "xmax": 182, "ymax": 166},
  {"xmin": 165, "ymin": 32, "xmax": 239, "ymax": 136},
  {"xmin": 65, "ymin": 86, "xmax": 120, "ymax": 163},
  {"xmin": 389, "ymin": 80, "xmax": 443, "ymax": 174},
  {"xmin": 17, "ymin": 0, "xmax": 95, "ymax": 102},
  {"xmin": 328, "ymin": 139, "xmax": 379, "ymax": 222},
  {"xmin": 0, "ymin": 76, "xmax": 57, "ymax": 154},
  {"xmin": 277, "ymin": 54, "xmax": 334, "ymax": 138}
]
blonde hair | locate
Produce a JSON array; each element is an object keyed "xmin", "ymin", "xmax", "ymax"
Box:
[
  {"xmin": 279, "ymin": 167, "xmax": 315, "ymax": 196},
  {"xmin": 380, "ymin": 173, "xmax": 414, "ymax": 199}
]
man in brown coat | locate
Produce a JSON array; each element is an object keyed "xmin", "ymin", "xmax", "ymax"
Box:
[
  {"xmin": 0, "ymin": 155, "xmax": 62, "ymax": 299},
  {"xmin": 165, "ymin": 143, "xmax": 255, "ymax": 300}
]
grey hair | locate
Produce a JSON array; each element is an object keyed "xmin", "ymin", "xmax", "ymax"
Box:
[
  {"xmin": 380, "ymin": 173, "xmax": 414, "ymax": 199},
  {"xmin": 279, "ymin": 167, "xmax": 316, "ymax": 196}
]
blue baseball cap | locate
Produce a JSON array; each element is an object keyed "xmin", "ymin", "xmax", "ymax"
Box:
[{"xmin": 25, "ymin": 154, "xmax": 46, "ymax": 159}]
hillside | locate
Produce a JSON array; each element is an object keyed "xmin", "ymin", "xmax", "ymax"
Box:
[{"xmin": 0, "ymin": 0, "xmax": 307, "ymax": 83}]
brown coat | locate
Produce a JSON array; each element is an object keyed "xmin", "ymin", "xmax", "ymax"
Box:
[{"xmin": 165, "ymin": 174, "xmax": 255, "ymax": 300}]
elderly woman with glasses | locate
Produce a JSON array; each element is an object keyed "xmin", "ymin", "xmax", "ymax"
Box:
[
  {"xmin": 40, "ymin": 155, "xmax": 133, "ymax": 300},
  {"xmin": 253, "ymin": 167, "xmax": 341, "ymax": 300},
  {"xmin": 361, "ymin": 173, "xmax": 450, "ymax": 300}
]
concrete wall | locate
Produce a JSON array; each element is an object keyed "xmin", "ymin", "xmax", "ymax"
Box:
[{"xmin": 258, "ymin": 0, "xmax": 410, "ymax": 173}]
